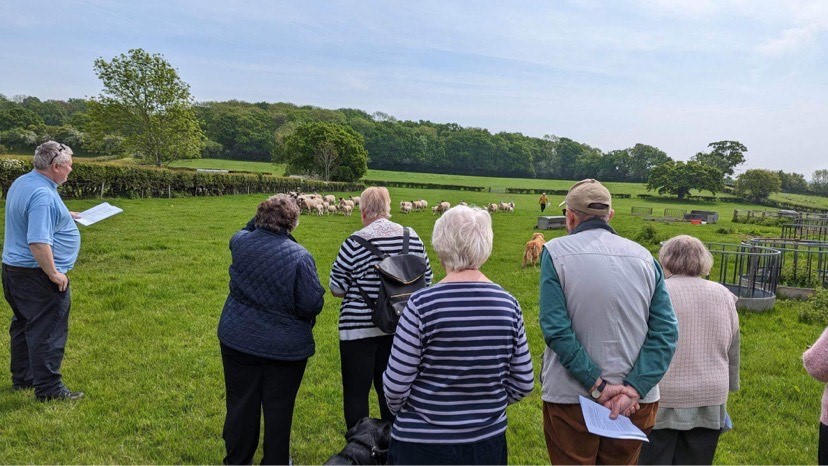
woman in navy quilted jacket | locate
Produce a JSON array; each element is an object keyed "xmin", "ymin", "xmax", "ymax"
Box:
[{"xmin": 217, "ymin": 194, "xmax": 325, "ymax": 465}]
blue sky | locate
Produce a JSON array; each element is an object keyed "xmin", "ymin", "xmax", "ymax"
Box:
[{"xmin": 1, "ymin": 0, "xmax": 825, "ymax": 177}]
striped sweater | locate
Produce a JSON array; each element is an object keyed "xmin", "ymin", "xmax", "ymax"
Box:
[
  {"xmin": 329, "ymin": 219, "xmax": 433, "ymax": 341},
  {"xmin": 382, "ymin": 282, "xmax": 535, "ymax": 444}
]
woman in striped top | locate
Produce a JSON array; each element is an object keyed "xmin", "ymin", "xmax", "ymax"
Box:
[
  {"xmin": 329, "ymin": 187, "xmax": 433, "ymax": 430},
  {"xmin": 383, "ymin": 205, "xmax": 535, "ymax": 465}
]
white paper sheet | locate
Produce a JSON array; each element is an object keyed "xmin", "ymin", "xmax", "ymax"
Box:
[
  {"xmin": 579, "ymin": 396, "xmax": 649, "ymax": 441},
  {"xmin": 74, "ymin": 202, "xmax": 123, "ymax": 226}
]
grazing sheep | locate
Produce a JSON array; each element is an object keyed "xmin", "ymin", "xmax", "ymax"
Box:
[
  {"xmin": 323, "ymin": 194, "xmax": 336, "ymax": 204},
  {"xmin": 419, "ymin": 199, "xmax": 428, "ymax": 210},
  {"xmin": 339, "ymin": 198, "xmax": 355, "ymax": 210},
  {"xmin": 350, "ymin": 196, "xmax": 361, "ymax": 206},
  {"xmin": 341, "ymin": 204, "xmax": 353, "ymax": 216},
  {"xmin": 487, "ymin": 203, "xmax": 498, "ymax": 213},
  {"xmin": 459, "ymin": 201, "xmax": 468, "ymax": 207},
  {"xmin": 314, "ymin": 203, "xmax": 325, "ymax": 216},
  {"xmin": 326, "ymin": 204, "xmax": 338, "ymax": 215},
  {"xmin": 400, "ymin": 201, "xmax": 413, "ymax": 214},
  {"xmin": 438, "ymin": 201, "xmax": 451, "ymax": 214},
  {"xmin": 498, "ymin": 202, "xmax": 511, "ymax": 212},
  {"xmin": 432, "ymin": 205, "xmax": 440, "ymax": 215}
]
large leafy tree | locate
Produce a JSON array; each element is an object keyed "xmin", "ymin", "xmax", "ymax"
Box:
[
  {"xmin": 282, "ymin": 122, "xmax": 368, "ymax": 182},
  {"xmin": 812, "ymin": 169, "xmax": 828, "ymax": 195},
  {"xmin": 87, "ymin": 48, "xmax": 204, "ymax": 166},
  {"xmin": 646, "ymin": 161, "xmax": 724, "ymax": 200},
  {"xmin": 691, "ymin": 140, "xmax": 747, "ymax": 177},
  {"xmin": 776, "ymin": 170, "xmax": 809, "ymax": 193},
  {"xmin": 627, "ymin": 143, "xmax": 671, "ymax": 182},
  {"xmin": 0, "ymin": 107, "xmax": 44, "ymax": 131},
  {"xmin": 735, "ymin": 169, "xmax": 781, "ymax": 202}
]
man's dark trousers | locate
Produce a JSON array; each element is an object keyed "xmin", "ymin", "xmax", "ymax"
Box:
[{"xmin": 2, "ymin": 264, "xmax": 71, "ymax": 397}]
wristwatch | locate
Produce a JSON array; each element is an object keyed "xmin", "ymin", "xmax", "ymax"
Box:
[{"xmin": 590, "ymin": 379, "xmax": 607, "ymax": 399}]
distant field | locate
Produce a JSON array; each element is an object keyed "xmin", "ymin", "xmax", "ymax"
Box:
[{"xmin": 771, "ymin": 191, "xmax": 828, "ymax": 210}]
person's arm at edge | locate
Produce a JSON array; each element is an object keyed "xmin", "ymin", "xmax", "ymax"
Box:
[
  {"xmin": 382, "ymin": 302, "xmax": 423, "ymax": 414},
  {"xmin": 804, "ymin": 326, "xmax": 828, "ymax": 383},
  {"xmin": 623, "ymin": 260, "xmax": 678, "ymax": 397},
  {"xmin": 329, "ymin": 238, "xmax": 353, "ymax": 298},
  {"xmin": 539, "ymin": 247, "xmax": 602, "ymax": 389},
  {"xmin": 728, "ymin": 293, "xmax": 740, "ymax": 391},
  {"xmin": 504, "ymin": 303, "xmax": 535, "ymax": 404},
  {"xmin": 294, "ymin": 253, "xmax": 325, "ymax": 321}
]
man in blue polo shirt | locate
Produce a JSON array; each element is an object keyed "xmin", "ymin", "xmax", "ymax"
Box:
[{"xmin": 2, "ymin": 140, "xmax": 83, "ymax": 401}]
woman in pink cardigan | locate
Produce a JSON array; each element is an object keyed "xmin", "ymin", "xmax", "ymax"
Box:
[
  {"xmin": 804, "ymin": 326, "xmax": 828, "ymax": 465},
  {"xmin": 640, "ymin": 235, "xmax": 740, "ymax": 465}
]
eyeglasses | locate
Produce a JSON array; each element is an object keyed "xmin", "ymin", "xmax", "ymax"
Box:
[{"xmin": 48, "ymin": 144, "xmax": 68, "ymax": 165}]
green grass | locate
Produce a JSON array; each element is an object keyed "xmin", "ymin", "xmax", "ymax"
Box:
[
  {"xmin": 770, "ymin": 192, "xmax": 828, "ymax": 210},
  {"xmin": 0, "ymin": 180, "xmax": 825, "ymax": 463}
]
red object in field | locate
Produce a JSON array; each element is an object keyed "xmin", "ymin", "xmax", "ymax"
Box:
[{"xmin": 690, "ymin": 219, "xmax": 703, "ymax": 225}]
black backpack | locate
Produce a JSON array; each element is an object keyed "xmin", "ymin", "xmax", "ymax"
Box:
[{"xmin": 349, "ymin": 228, "xmax": 428, "ymax": 333}]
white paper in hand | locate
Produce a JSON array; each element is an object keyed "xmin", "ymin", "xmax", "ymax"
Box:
[
  {"xmin": 75, "ymin": 202, "xmax": 123, "ymax": 226},
  {"xmin": 579, "ymin": 396, "xmax": 649, "ymax": 441}
]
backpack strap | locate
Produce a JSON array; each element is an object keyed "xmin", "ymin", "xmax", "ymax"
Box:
[
  {"xmin": 347, "ymin": 234, "xmax": 385, "ymax": 309},
  {"xmin": 349, "ymin": 234, "xmax": 386, "ymax": 259},
  {"xmin": 402, "ymin": 227, "xmax": 410, "ymax": 254}
]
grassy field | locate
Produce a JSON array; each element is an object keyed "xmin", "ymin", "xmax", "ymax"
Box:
[{"xmin": 0, "ymin": 169, "xmax": 825, "ymax": 463}]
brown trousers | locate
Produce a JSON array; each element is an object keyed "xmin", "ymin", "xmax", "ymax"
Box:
[{"xmin": 543, "ymin": 401, "xmax": 658, "ymax": 465}]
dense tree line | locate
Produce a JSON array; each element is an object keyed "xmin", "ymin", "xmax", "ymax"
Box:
[{"xmin": 1, "ymin": 92, "xmax": 825, "ymax": 193}]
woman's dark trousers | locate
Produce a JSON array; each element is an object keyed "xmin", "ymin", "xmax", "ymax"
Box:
[
  {"xmin": 639, "ymin": 427, "xmax": 721, "ymax": 465},
  {"xmin": 388, "ymin": 433, "xmax": 507, "ymax": 465},
  {"xmin": 339, "ymin": 335, "xmax": 394, "ymax": 429},
  {"xmin": 221, "ymin": 343, "xmax": 307, "ymax": 465},
  {"xmin": 820, "ymin": 422, "xmax": 827, "ymax": 465}
]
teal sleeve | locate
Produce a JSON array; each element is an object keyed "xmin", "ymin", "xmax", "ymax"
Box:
[
  {"xmin": 539, "ymin": 248, "xmax": 601, "ymax": 390},
  {"xmin": 624, "ymin": 260, "xmax": 678, "ymax": 396}
]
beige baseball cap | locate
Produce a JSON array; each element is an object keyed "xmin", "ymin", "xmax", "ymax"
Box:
[{"xmin": 559, "ymin": 179, "xmax": 612, "ymax": 215}]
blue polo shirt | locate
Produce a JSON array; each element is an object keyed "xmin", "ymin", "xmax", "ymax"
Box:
[{"xmin": 2, "ymin": 170, "xmax": 80, "ymax": 272}]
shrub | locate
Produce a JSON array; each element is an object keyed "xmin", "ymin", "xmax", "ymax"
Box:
[
  {"xmin": 800, "ymin": 288, "xmax": 828, "ymax": 326},
  {"xmin": 635, "ymin": 225, "xmax": 661, "ymax": 245},
  {"xmin": 0, "ymin": 158, "xmax": 364, "ymax": 200}
]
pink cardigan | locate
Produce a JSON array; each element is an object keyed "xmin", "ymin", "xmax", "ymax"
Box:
[{"xmin": 803, "ymin": 327, "xmax": 828, "ymax": 425}]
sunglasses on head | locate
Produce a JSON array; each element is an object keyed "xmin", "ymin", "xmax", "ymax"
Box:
[{"xmin": 48, "ymin": 144, "xmax": 68, "ymax": 165}]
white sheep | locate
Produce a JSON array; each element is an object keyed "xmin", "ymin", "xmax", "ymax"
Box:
[
  {"xmin": 487, "ymin": 203, "xmax": 498, "ymax": 213},
  {"xmin": 400, "ymin": 201, "xmax": 413, "ymax": 214}
]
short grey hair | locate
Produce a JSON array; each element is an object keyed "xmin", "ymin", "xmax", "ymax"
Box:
[
  {"xmin": 34, "ymin": 141, "xmax": 73, "ymax": 170},
  {"xmin": 360, "ymin": 186, "xmax": 391, "ymax": 220},
  {"xmin": 659, "ymin": 235, "xmax": 714, "ymax": 277},
  {"xmin": 432, "ymin": 205, "xmax": 493, "ymax": 273},
  {"xmin": 568, "ymin": 204, "xmax": 611, "ymax": 223}
]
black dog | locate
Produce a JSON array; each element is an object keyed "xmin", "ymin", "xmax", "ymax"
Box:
[{"xmin": 324, "ymin": 417, "xmax": 391, "ymax": 465}]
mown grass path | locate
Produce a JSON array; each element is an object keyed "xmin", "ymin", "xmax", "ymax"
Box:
[{"xmin": 0, "ymin": 183, "xmax": 824, "ymax": 464}]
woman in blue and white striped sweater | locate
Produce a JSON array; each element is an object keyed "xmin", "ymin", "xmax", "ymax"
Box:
[{"xmin": 383, "ymin": 205, "xmax": 535, "ymax": 465}]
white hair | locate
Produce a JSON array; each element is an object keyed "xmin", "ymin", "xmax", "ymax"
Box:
[
  {"xmin": 659, "ymin": 235, "xmax": 714, "ymax": 277},
  {"xmin": 33, "ymin": 141, "xmax": 72, "ymax": 170},
  {"xmin": 432, "ymin": 205, "xmax": 493, "ymax": 273}
]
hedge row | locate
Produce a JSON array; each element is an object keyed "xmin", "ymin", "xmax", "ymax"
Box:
[
  {"xmin": 362, "ymin": 179, "xmax": 487, "ymax": 192},
  {"xmin": 0, "ymin": 159, "xmax": 364, "ymax": 200}
]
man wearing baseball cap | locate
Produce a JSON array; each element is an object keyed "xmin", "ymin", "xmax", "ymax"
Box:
[{"xmin": 539, "ymin": 179, "xmax": 678, "ymax": 464}]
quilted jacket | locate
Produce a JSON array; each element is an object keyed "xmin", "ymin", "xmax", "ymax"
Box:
[{"xmin": 217, "ymin": 224, "xmax": 325, "ymax": 360}]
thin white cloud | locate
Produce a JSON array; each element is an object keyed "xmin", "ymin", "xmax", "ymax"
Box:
[{"xmin": 757, "ymin": 26, "xmax": 820, "ymax": 56}]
